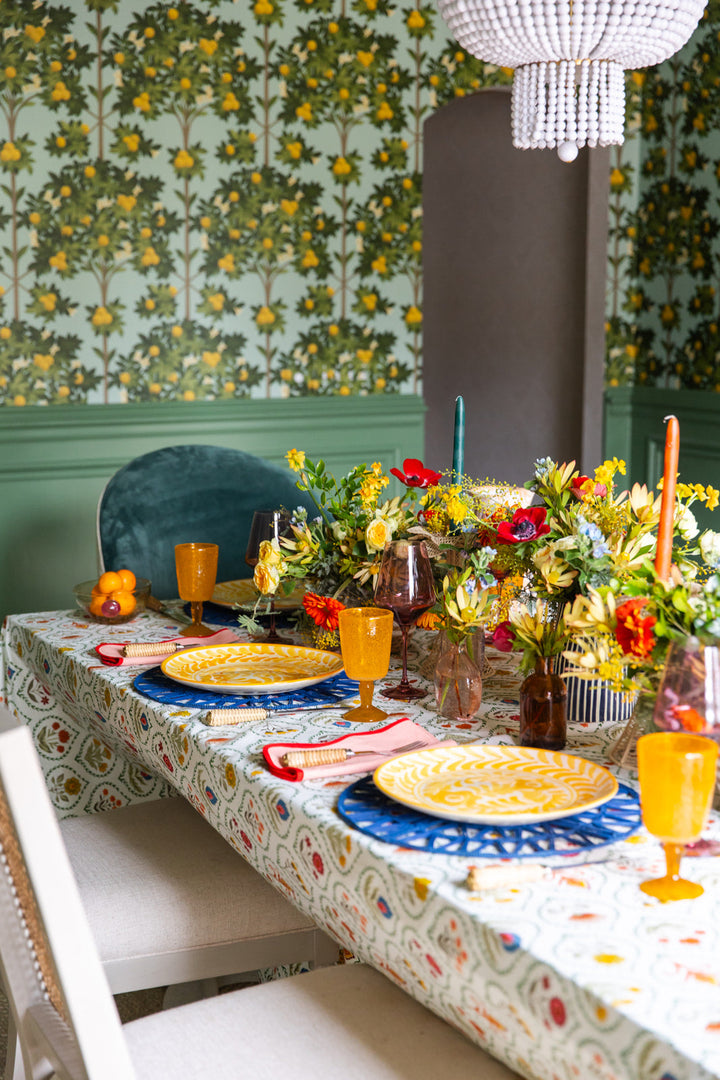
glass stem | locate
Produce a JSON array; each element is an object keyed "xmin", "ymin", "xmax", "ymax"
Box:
[
  {"xmin": 359, "ymin": 680, "xmax": 374, "ymax": 709},
  {"xmin": 663, "ymin": 842, "xmax": 684, "ymax": 880},
  {"xmin": 190, "ymin": 601, "xmax": 203, "ymax": 629},
  {"xmin": 399, "ymin": 626, "xmax": 410, "ymax": 688}
]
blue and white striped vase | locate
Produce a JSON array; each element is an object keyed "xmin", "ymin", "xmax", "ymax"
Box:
[{"xmin": 555, "ymin": 643, "xmax": 636, "ymax": 726}]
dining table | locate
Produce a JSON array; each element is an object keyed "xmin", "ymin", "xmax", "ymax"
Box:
[{"xmin": 3, "ymin": 601, "xmax": 720, "ymax": 1080}]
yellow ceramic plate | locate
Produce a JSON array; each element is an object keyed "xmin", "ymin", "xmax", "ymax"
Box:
[
  {"xmin": 161, "ymin": 643, "xmax": 344, "ymax": 696},
  {"xmin": 212, "ymin": 578, "xmax": 306, "ymax": 612},
  {"xmin": 373, "ymin": 745, "xmax": 618, "ymax": 825}
]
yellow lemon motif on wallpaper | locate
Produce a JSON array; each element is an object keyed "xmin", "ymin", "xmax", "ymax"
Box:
[
  {"xmin": 161, "ymin": 643, "xmax": 344, "ymax": 695},
  {"xmin": 374, "ymin": 746, "xmax": 618, "ymax": 826}
]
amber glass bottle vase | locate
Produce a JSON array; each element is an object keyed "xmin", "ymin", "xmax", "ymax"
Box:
[{"xmin": 519, "ymin": 657, "xmax": 567, "ymax": 751}]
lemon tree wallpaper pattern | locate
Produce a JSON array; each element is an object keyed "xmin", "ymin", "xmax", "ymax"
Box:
[
  {"xmin": 0, "ymin": 0, "xmax": 512, "ymax": 406},
  {"xmin": 608, "ymin": 1, "xmax": 720, "ymax": 391}
]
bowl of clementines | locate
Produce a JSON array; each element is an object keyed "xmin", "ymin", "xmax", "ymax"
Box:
[{"xmin": 74, "ymin": 569, "xmax": 151, "ymax": 624}]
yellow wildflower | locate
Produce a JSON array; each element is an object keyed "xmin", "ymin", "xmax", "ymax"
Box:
[{"xmin": 286, "ymin": 449, "xmax": 306, "ymax": 472}]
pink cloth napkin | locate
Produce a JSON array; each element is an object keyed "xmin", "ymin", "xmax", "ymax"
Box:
[
  {"xmin": 263, "ymin": 718, "xmax": 457, "ymax": 782},
  {"xmin": 95, "ymin": 628, "xmax": 241, "ymax": 666}
]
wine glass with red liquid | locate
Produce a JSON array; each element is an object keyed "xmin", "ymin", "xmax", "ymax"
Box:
[{"xmin": 374, "ymin": 538, "xmax": 436, "ymax": 701}]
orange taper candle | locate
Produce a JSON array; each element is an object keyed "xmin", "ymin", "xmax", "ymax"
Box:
[{"xmin": 655, "ymin": 414, "xmax": 680, "ymax": 582}]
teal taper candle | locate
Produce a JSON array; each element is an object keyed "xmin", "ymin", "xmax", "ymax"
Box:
[{"xmin": 452, "ymin": 395, "xmax": 465, "ymax": 481}]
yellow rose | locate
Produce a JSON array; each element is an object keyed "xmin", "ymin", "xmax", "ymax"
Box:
[
  {"xmin": 365, "ymin": 516, "xmax": 393, "ymax": 552},
  {"xmin": 253, "ymin": 561, "xmax": 280, "ymax": 595},
  {"xmin": 258, "ymin": 539, "xmax": 282, "ymax": 566}
]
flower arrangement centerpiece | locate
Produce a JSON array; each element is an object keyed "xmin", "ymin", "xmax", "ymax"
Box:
[
  {"xmin": 544, "ymin": 463, "xmax": 720, "ymax": 740},
  {"xmin": 245, "ymin": 450, "xmax": 420, "ymax": 644},
  {"xmin": 412, "ymin": 457, "xmax": 662, "ymax": 635},
  {"xmin": 562, "ymin": 532, "xmax": 720, "ymax": 731}
]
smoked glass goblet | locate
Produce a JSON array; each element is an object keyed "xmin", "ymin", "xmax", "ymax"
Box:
[
  {"xmin": 338, "ymin": 607, "xmax": 394, "ymax": 722},
  {"xmin": 374, "ymin": 538, "xmax": 436, "ymax": 701},
  {"xmin": 637, "ymin": 731, "xmax": 718, "ymax": 901},
  {"xmin": 175, "ymin": 542, "xmax": 219, "ymax": 637},
  {"xmin": 245, "ymin": 510, "xmax": 291, "ymax": 644}
]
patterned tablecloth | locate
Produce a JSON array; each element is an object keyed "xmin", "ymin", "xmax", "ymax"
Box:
[{"xmin": 3, "ymin": 607, "xmax": 720, "ymax": 1080}]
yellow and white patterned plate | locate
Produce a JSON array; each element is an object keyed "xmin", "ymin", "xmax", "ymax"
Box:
[
  {"xmin": 212, "ymin": 578, "xmax": 306, "ymax": 611},
  {"xmin": 373, "ymin": 745, "xmax": 619, "ymax": 825},
  {"xmin": 161, "ymin": 643, "xmax": 344, "ymax": 695}
]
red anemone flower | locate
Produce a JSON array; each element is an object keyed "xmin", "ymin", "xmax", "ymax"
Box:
[
  {"xmin": 614, "ymin": 598, "xmax": 656, "ymax": 659},
  {"xmin": 390, "ymin": 458, "xmax": 442, "ymax": 489},
  {"xmin": 496, "ymin": 506, "xmax": 550, "ymax": 545},
  {"xmin": 302, "ymin": 593, "xmax": 346, "ymax": 632},
  {"xmin": 491, "ymin": 621, "xmax": 516, "ymax": 652},
  {"xmin": 571, "ymin": 475, "xmax": 608, "ymax": 499}
]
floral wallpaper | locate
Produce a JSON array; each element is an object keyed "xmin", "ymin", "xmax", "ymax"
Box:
[
  {"xmin": 604, "ymin": 0, "xmax": 720, "ymax": 391},
  {"xmin": 0, "ymin": 0, "xmax": 511, "ymax": 406}
]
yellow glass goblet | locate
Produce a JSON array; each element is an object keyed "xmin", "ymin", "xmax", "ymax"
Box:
[
  {"xmin": 338, "ymin": 607, "xmax": 394, "ymax": 723},
  {"xmin": 175, "ymin": 542, "xmax": 219, "ymax": 638},
  {"xmin": 637, "ymin": 731, "xmax": 718, "ymax": 901}
]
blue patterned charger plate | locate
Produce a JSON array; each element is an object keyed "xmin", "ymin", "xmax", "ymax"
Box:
[
  {"xmin": 337, "ymin": 776, "xmax": 641, "ymax": 858},
  {"xmin": 134, "ymin": 666, "xmax": 359, "ymax": 711}
]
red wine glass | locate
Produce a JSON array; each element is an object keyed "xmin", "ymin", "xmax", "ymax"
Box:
[{"xmin": 374, "ymin": 538, "xmax": 436, "ymax": 701}]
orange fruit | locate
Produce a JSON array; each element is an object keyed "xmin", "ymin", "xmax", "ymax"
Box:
[
  {"xmin": 117, "ymin": 568, "xmax": 136, "ymax": 591},
  {"xmin": 110, "ymin": 589, "xmax": 136, "ymax": 616},
  {"xmin": 89, "ymin": 594, "xmax": 106, "ymax": 617},
  {"xmin": 98, "ymin": 570, "xmax": 122, "ymax": 594},
  {"xmin": 91, "ymin": 584, "xmax": 103, "ymax": 597}
]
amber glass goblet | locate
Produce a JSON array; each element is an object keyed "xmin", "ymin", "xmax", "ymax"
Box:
[
  {"xmin": 374, "ymin": 539, "xmax": 436, "ymax": 701},
  {"xmin": 175, "ymin": 542, "xmax": 219, "ymax": 637},
  {"xmin": 245, "ymin": 510, "xmax": 291, "ymax": 644},
  {"xmin": 637, "ymin": 732, "xmax": 718, "ymax": 901},
  {"xmin": 338, "ymin": 607, "xmax": 394, "ymax": 722}
]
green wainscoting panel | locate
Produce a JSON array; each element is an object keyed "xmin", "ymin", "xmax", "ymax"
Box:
[
  {"xmin": 604, "ymin": 387, "xmax": 720, "ymax": 536},
  {"xmin": 0, "ymin": 397, "xmax": 425, "ymax": 618}
]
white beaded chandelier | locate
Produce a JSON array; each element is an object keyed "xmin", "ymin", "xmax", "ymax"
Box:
[{"xmin": 436, "ymin": 0, "xmax": 706, "ymax": 161}]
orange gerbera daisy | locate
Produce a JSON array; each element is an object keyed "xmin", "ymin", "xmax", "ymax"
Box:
[{"xmin": 302, "ymin": 592, "xmax": 345, "ymax": 632}]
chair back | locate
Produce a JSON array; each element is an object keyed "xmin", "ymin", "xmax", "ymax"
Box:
[
  {"xmin": 97, "ymin": 444, "xmax": 315, "ymax": 598},
  {"xmin": 0, "ymin": 722, "xmax": 135, "ymax": 1080}
]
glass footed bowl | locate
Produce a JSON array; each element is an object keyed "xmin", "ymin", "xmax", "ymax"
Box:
[{"xmin": 73, "ymin": 577, "xmax": 151, "ymax": 624}]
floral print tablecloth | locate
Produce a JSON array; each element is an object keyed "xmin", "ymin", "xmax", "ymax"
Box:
[{"xmin": 3, "ymin": 608, "xmax": 720, "ymax": 1080}]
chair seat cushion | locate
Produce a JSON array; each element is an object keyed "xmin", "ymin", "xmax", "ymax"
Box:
[
  {"xmin": 124, "ymin": 963, "xmax": 522, "ymax": 1080},
  {"xmin": 60, "ymin": 797, "xmax": 315, "ymax": 963}
]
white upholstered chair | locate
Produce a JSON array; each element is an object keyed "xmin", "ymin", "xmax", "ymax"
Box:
[
  {"xmin": 0, "ymin": 724, "xmax": 521, "ymax": 1080},
  {"xmin": 0, "ymin": 710, "xmax": 336, "ymax": 1080}
]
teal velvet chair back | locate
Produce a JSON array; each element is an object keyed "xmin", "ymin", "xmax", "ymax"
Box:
[{"xmin": 98, "ymin": 445, "xmax": 315, "ymax": 599}]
